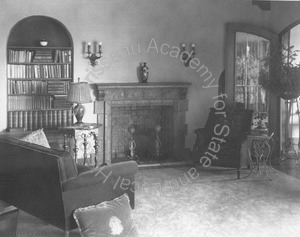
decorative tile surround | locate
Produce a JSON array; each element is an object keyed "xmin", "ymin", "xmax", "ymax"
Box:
[{"xmin": 94, "ymin": 82, "xmax": 191, "ymax": 164}]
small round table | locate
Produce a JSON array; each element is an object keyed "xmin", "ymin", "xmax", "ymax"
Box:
[{"xmin": 246, "ymin": 133, "xmax": 275, "ymax": 180}]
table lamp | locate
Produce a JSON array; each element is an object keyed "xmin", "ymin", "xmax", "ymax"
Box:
[{"xmin": 67, "ymin": 78, "xmax": 92, "ymax": 125}]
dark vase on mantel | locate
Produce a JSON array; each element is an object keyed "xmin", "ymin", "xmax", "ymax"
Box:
[{"xmin": 141, "ymin": 62, "xmax": 149, "ymax": 83}]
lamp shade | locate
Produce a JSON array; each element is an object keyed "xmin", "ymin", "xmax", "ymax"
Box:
[{"xmin": 67, "ymin": 82, "xmax": 92, "ymax": 104}]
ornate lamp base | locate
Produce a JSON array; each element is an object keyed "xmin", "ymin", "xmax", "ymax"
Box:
[{"xmin": 74, "ymin": 103, "xmax": 86, "ymax": 125}]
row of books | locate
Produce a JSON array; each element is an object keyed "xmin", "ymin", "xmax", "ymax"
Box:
[
  {"xmin": 7, "ymin": 64, "xmax": 72, "ymax": 79},
  {"xmin": 8, "ymin": 95, "xmax": 51, "ymax": 110},
  {"xmin": 53, "ymin": 50, "xmax": 72, "ymax": 63},
  {"xmin": 8, "ymin": 80, "xmax": 70, "ymax": 95},
  {"xmin": 53, "ymin": 95, "xmax": 73, "ymax": 109},
  {"xmin": 8, "ymin": 49, "xmax": 72, "ymax": 63},
  {"xmin": 48, "ymin": 81, "xmax": 70, "ymax": 94},
  {"xmin": 7, "ymin": 109, "xmax": 73, "ymax": 130},
  {"xmin": 32, "ymin": 50, "xmax": 53, "ymax": 63},
  {"xmin": 8, "ymin": 95, "xmax": 73, "ymax": 110},
  {"xmin": 8, "ymin": 50, "xmax": 33, "ymax": 63}
]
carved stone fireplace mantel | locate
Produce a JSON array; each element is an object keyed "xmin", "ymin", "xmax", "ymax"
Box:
[
  {"xmin": 95, "ymin": 82, "xmax": 190, "ymax": 100},
  {"xmin": 94, "ymin": 82, "xmax": 191, "ymax": 164}
]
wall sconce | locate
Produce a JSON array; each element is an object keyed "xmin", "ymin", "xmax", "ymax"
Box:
[
  {"xmin": 181, "ymin": 43, "xmax": 196, "ymax": 67},
  {"xmin": 85, "ymin": 41, "xmax": 102, "ymax": 66}
]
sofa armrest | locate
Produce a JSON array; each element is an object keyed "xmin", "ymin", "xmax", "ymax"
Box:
[
  {"xmin": 62, "ymin": 161, "xmax": 138, "ymax": 192},
  {"xmin": 76, "ymin": 164, "xmax": 91, "ymax": 174}
]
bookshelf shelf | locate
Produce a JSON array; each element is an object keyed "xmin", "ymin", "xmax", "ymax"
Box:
[
  {"xmin": 8, "ymin": 94, "xmax": 68, "ymax": 96},
  {"xmin": 8, "ymin": 46, "xmax": 72, "ymax": 50},
  {"xmin": 8, "ymin": 78, "xmax": 72, "ymax": 81},
  {"xmin": 7, "ymin": 15, "xmax": 74, "ymax": 131},
  {"xmin": 8, "ymin": 63, "xmax": 71, "ymax": 65}
]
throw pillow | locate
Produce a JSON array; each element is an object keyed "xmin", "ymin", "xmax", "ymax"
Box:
[
  {"xmin": 73, "ymin": 193, "xmax": 139, "ymax": 237},
  {"xmin": 19, "ymin": 129, "xmax": 50, "ymax": 148}
]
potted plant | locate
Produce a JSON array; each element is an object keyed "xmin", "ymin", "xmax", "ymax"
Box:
[
  {"xmin": 259, "ymin": 45, "xmax": 300, "ymax": 100},
  {"xmin": 260, "ymin": 45, "xmax": 300, "ymax": 164}
]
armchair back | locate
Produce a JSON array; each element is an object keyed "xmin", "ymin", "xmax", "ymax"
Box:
[
  {"xmin": 193, "ymin": 107, "xmax": 253, "ymax": 178},
  {"xmin": 0, "ymin": 136, "xmax": 68, "ymax": 230},
  {"xmin": 204, "ymin": 107, "xmax": 253, "ymax": 142}
]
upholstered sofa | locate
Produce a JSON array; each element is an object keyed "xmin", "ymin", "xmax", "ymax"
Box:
[{"xmin": 0, "ymin": 134, "xmax": 138, "ymax": 237}]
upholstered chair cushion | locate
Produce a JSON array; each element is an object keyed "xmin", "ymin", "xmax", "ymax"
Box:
[
  {"xmin": 73, "ymin": 193, "xmax": 139, "ymax": 237},
  {"xmin": 19, "ymin": 129, "xmax": 50, "ymax": 148}
]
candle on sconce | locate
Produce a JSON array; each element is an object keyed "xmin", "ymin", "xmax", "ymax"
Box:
[
  {"xmin": 98, "ymin": 42, "xmax": 102, "ymax": 52},
  {"xmin": 87, "ymin": 42, "xmax": 91, "ymax": 53},
  {"xmin": 182, "ymin": 43, "xmax": 186, "ymax": 49},
  {"xmin": 84, "ymin": 41, "xmax": 103, "ymax": 66},
  {"xmin": 191, "ymin": 43, "xmax": 196, "ymax": 53}
]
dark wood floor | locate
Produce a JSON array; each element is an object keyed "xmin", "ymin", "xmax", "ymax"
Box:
[{"xmin": 273, "ymin": 160, "xmax": 300, "ymax": 180}]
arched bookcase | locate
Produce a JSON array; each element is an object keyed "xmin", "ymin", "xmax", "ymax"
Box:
[{"xmin": 7, "ymin": 15, "xmax": 74, "ymax": 131}]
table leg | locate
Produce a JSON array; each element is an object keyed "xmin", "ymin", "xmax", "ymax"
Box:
[
  {"xmin": 247, "ymin": 139, "xmax": 258, "ymax": 175},
  {"xmin": 82, "ymin": 133, "xmax": 88, "ymax": 166},
  {"xmin": 63, "ymin": 134, "xmax": 68, "ymax": 151},
  {"xmin": 251, "ymin": 138, "xmax": 273, "ymax": 180},
  {"xmin": 92, "ymin": 132, "xmax": 99, "ymax": 167},
  {"xmin": 73, "ymin": 137, "xmax": 78, "ymax": 163}
]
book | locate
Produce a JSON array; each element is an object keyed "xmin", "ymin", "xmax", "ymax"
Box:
[
  {"xmin": 48, "ymin": 110, "xmax": 53, "ymax": 128},
  {"xmin": 12, "ymin": 111, "xmax": 18, "ymax": 128},
  {"xmin": 18, "ymin": 111, "xmax": 23, "ymax": 128},
  {"xmin": 62, "ymin": 110, "xmax": 67, "ymax": 127},
  {"xmin": 23, "ymin": 111, "xmax": 28, "ymax": 131},
  {"xmin": 8, "ymin": 111, "xmax": 13, "ymax": 129},
  {"xmin": 28, "ymin": 111, "xmax": 33, "ymax": 131},
  {"xmin": 57, "ymin": 110, "xmax": 62, "ymax": 126},
  {"xmin": 38, "ymin": 111, "xmax": 43, "ymax": 129},
  {"xmin": 52, "ymin": 110, "xmax": 58, "ymax": 128},
  {"xmin": 67, "ymin": 109, "xmax": 73, "ymax": 126},
  {"xmin": 33, "ymin": 111, "xmax": 38, "ymax": 130},
  {"xmin": 43, "ymin": 111, "xmax": 48, "ymax": 128}
]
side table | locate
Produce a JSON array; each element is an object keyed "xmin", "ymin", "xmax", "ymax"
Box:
[
  {"xmin": 245, "ymin": 133, "xmax": 275, "ymax": 180},
  {"xmin": 58, "ymin": 123, "xmax": 101, "ymax": 167}
]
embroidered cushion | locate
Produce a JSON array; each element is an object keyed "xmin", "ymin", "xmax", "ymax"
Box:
[
  {"xmin": 73, "ymin": 193, "xmax": 139, "ymax": 237},
  {"xmin": 19, "ymin": 129, "xmax": 50, "ymax": 148}
]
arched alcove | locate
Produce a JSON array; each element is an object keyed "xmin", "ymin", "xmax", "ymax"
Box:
[
  {"xmin": 6, "ymin": 15, "xmax": 74, "ymax": 131},
  {"xmin": 7, "ymin": 15, "xmax": 72, "ymax": 47}
]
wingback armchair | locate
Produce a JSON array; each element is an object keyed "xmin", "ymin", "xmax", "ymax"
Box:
[
  {"xmin": 192, "ymin": 107, "xmax": 253, "ymax": 179},
  {"xmin": 0, "ymin": 135, "xmax": 138, "ymax": 237}
]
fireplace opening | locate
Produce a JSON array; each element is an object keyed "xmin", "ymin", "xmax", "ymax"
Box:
[{"xmin": 111, "ymin": 105, "xmax": 174, "ymax": 163}]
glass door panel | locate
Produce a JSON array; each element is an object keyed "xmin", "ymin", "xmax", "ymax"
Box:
[{"xmin": 235, "ymin": 32, "xmax": 270, "ymax": 132}]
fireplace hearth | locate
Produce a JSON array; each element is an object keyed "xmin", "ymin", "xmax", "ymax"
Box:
[{"xmin": 94, "ymin": 82, "xmax": 191, "ymax": 165}]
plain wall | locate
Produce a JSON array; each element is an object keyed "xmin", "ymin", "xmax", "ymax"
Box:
[{"xmin": 0, "ymin": 0, "xmax": 291, "ymax": 149}]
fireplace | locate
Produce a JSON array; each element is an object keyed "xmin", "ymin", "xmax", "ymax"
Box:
[
  {"xmin": 111, "ymin": 104, "xmax": 173, "ymax": 163},
  {"xmin": 94, "ymin": 82, "xmax": 190, "ymax": 164}
]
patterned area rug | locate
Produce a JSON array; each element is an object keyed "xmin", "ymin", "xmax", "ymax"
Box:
[{"xmin": 15, "ymin": 166, "xmax": 300, "ymax": 237}]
